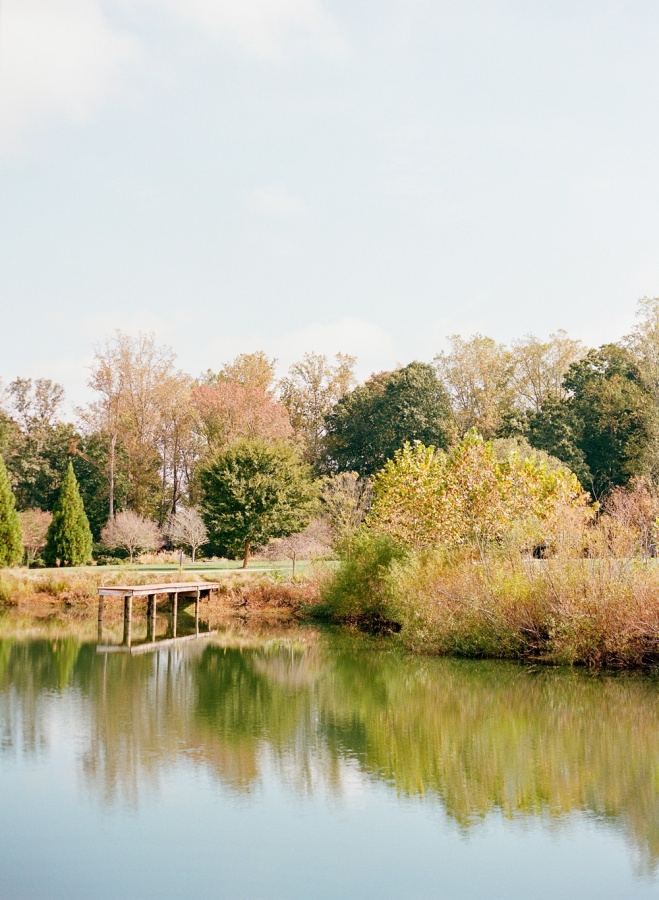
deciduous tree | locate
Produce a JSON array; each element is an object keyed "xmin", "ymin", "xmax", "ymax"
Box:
[
  {"xmin": 86, "ymin": 331, "xmax": 177, "ymax": 518},
  {"xmin": 101, "ymin": 510, "xmax": 162, "ymax": 563},
  {"xmin": 368, "ymin": 431, "xmax": 590, "ymax": 552},
  {"xmin": 323, "ymin": 362, "xmax": 455, "ymax": 476},
  {"xmin": 320, "ymin": 471, "xmax": 372, "ymax": 543},
  {"xmin": 204, "ymin": 351, "xmax": 277, "ymax": 394},
  {"xmin": 166, "ymin": 507, "xmax": 208, "ymax": 562},
  {"xmin": 201, "ymin": 439, "xmax": 317, "ymax": 567},
  {"xmin": 510, "ymin": 330, "xmax": 585, "ymax": 413},
  {"xmin": 193, "ymin": 382, "xmax": 292, "ymax": 451},
  {"xmin": 435, "ymin": 334, "xmax": 513, "ymax": 438},
  {"xmin": 279, "ymin": 352, "xmax": 356, "ymax": 468},
  {"xmin": 17, "ymin": 508, "xmax": 52, "ymax": 565}
]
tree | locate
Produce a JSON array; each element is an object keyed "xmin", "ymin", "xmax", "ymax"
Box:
[
  {"xmin": 279, "ymin": 352, "xmax": 356, "ymax": 468},
  {"xmin": 525, "ymin": 397, "xmax": 591, "ymax": 487},
  {"xmin": 264, "ymin": 521, "xmax": 333, "ymax": 574},
  {"xmin": 510, "ymin": 330, "xmax": 585, "ymax": 413},
  {"xmin": 44, "ymin": 463, "xmax": 93, "ymax": 567},
  {"xmin": 624, "ymin": 297, "xmax": 659, "ymax": 479},
  {"xmin": 0, "ymin": 454, "xmax": 23, "ymax": 566},
  {"xmin": 101, "ymin": 510, "xmax": 162, "ymax": 563},
  {"xmin": 85, "ymin": 331, "xmax": 178, "ymax": 519},
  {"xmin": 562, "ymin": 344, "xmax": 653, "ymax": 495},
  {"xmin": 200, "ymin": 439, "xmax": 317, "ymax": 567},
  {"xmin": 72, "ymin": 433, "xmax": 130, "ymax": 540},
  {"xmin": 1, "ymin": 377, "xmax": 76, "ymax": 511},
  {"xmin": 435, "ymin": 334, "xmax": 514, "ymax": 437},
  {"xmin": 320, "ymin": 472, "xmax": 372, "ymax": 543},
  {"xmin": 204, "ymin": 351, "xmax": 277, "ymax": 394},
  {"xmin": 166, "ymin": 507, "xmax": 208, "ymax": 562},
  {"xmin": 155, "ymin": 372, "xmax": 199, "ymax": 523},
  {"xmin": 323, "ymin": 362, "xmax": 455, "ymax": 477},
  {"xmin": 193, "ymin": 381, "xmax": 292, "ymax": 451},
  {"xmin": 368, "ymin": 432, "xmax": 591, "ymax": 553},
  {"xmin": 17, "ymin": 509, "xmax": 52, "ymax": 565}
]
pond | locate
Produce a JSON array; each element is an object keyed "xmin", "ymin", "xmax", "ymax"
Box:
[{"xmin": 0, "ymin": 617, "xmax": 658, "ymax": 898}]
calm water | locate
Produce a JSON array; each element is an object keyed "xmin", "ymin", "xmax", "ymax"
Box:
[{"xmin": 1, "ymin": 617, "xmax": 658, "ymax": 899}]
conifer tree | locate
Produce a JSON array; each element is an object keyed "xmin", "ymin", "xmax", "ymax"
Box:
[
  {"xmin": 44, "ymin": 462, "xmax": 93, "ymax": 567},
  {"xmin": 0, "ymin": 453, "xmax": 23, "ymax": 567}
]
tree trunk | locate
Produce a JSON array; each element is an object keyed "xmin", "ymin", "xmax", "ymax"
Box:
[
  {"xmin": 292, "ymin": 551, "xmax": 296, "ymax": 576},
  {"xmin": 192, "ymin": 547, "xmax": 196, "ymax": 563},
  {"xmin": 109, "ymin": 432, "xmax": 116, "ymax": 520},
  {"xmin": 242, "ymin": 538, "xmax": 250, "ymax": 569}
]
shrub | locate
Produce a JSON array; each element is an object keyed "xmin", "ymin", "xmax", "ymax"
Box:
[
  {"xmin": 101, "ymin": 511, "xmax": 162, "ymax": 563},
  {"xmin": 319, "ymin": 530, "xmax": 407, "ymax": 626}
]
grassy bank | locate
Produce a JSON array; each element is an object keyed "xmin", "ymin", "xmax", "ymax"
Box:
[
  {"xmin": 0, "ymin": 563, "xmax": 321, "ymax": 628},
  {"xmin": 317, "ymin": 534, "xmax": 659, "ymax": 669}
]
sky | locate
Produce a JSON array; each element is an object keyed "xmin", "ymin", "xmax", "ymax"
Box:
[{"xmin": 2, "ymin": 0, "xmax": 659, "ymax": 407}]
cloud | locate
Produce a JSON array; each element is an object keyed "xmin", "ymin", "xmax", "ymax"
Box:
[
  {"xmin": 0, "ymin": 0, "xmax": 141, "ymax": 155},
  {"xmin": 0, "ymin": 0, "xmax": 344, "ymax": 154},
  {"xmin": 247, "ymin": 184, "xmax": 308, "ymax": 218},
  {"xmin": 131, "ymin": 0, "xmax": 347, "ymax": 61}
]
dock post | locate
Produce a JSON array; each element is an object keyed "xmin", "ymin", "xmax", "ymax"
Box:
[
  {"xmin": 147, "ymin": 594, "xmax": 156, "ymax": 642},
  {"xmin": 195, "ymin": 586, "xmax": 200, "ymax": 636},
  {"xmin": 123, "ymin": 594, "xmax": 133, "ymax": 647},
  {"xmin": 97, "ymin": 595, "xmax": 104, "ymax": 643},
  {"xmin": 171, "ymin": 592, "xmax": 178, "ymax": 638}
]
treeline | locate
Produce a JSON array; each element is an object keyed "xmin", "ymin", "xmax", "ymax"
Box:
[{"xmin": 1, "ymin": 298, "xmax": 659, "ymax": 567}]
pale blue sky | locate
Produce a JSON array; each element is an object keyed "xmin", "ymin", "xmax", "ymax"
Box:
[{"xmin": 1, "ymin": 1, "xmax": 658, "ymax": 405}]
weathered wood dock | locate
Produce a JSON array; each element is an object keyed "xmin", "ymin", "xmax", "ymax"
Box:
[{"xmin": 97, "ymin": 581, "xmax": 220, "ymax": 653}]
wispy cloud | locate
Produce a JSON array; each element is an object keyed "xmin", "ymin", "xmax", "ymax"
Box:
[
  {"xmin": 247, "ymin": 184, "xmax": 308, "ymax": 218},
  {"xmin": 131, "ymin": 0, "xmax": 347, "ymax": 61},
  {"xmin": 0, "ymin": 0, "xmax": 346, "ymax": 155},
  {"xmin": 0, "ymin": 0, "xmax": 142, "ymax": 155}
]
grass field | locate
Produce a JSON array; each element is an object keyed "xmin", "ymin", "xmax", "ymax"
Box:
[{"xmin": 2, "ymin": 559, "xmax": 314, "ymax": 578}]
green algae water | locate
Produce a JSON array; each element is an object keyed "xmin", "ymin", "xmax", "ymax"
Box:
[{"xmin": 1, "ymin": 620, "xmax": 658, "ymax": 899}]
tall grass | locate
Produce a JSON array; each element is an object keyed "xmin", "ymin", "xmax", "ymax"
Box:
[{"xmin": 320, "ymin": 529, "xmax": 659, "ymax": 668}]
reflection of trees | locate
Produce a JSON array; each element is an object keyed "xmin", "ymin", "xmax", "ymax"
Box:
[
  {"xmin": 319, "ymin": 651, "xmax": 659, "ymax": 866},
  {"xmin": 0, "ymin": 638, "xmax": 84, "ymax": 759},
  {"xmin": 1, "ymin": 632, "xmax": 658, "ymax": 866}
]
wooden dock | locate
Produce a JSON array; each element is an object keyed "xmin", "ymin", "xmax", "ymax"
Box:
[{"xmin": 97, "ymin": 581, "xmax": 220, "ymax": 650}]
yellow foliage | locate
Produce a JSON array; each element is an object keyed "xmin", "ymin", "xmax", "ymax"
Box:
[{"xmin": 369, "ymin": 430, "xmax": 592, "ymax": 551}]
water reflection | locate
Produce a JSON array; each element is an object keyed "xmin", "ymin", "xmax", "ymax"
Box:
[{"xmin": 1, "ymin": 624, "xmax": 658, "ymax": 870}]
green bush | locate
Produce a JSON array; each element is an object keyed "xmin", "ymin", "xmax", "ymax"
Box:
[{"xmin": 318, "ymin": 530, "xmax": 407, "ymax": 625}]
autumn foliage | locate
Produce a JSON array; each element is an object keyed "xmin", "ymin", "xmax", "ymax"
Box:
[{"xmin": 368, "ymin": 431, "xmax": 591, "ymax": 553}]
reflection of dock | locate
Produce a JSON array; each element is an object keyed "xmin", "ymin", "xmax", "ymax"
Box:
[
  {"xmin": 97, "ymin": 581, "xmax": 220, "ymax": 651},
  {"xmin": 97, "ymin": 631, "xmax": 218, "ymax": 655}
]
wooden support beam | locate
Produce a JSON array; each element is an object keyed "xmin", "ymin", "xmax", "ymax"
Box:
[
  {"xmin": 147, "ymin": 594, "xmax": 156, "ymax": 642},
  {"xmin": 97, "ymin": 595, "xmax": 104, "ymax": 644},
  {"xmin": 123, "ymin": 594, "xmax": 133, "ymax": 647},
  {"xmin": 171, "ymin": 592, "xmax": 177, "ymax": 639},
  {"xmin": 195, "ymin": 586, "xmax": 200, "ymax": 636}
]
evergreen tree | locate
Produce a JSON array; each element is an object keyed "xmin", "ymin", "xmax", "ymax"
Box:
[
  {"xmin": 0, "ymin": 453, "xmax": 23, "ymax": 567},
  {"xmin": 44, "ymin": 462, "xmax": 93, "ymax": 566}
]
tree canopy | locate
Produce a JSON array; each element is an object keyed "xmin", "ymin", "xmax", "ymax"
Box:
[
  {"xmin": 200, "ymin": 439, "xmax": 317, "ymax": 566},
  {"xmin": 368, "ymin": 431, "xmax": 591, "ymax": 552},
  {"xmin": 323, "ymin": 362, "xmax": 455, "ymax": 477}
]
